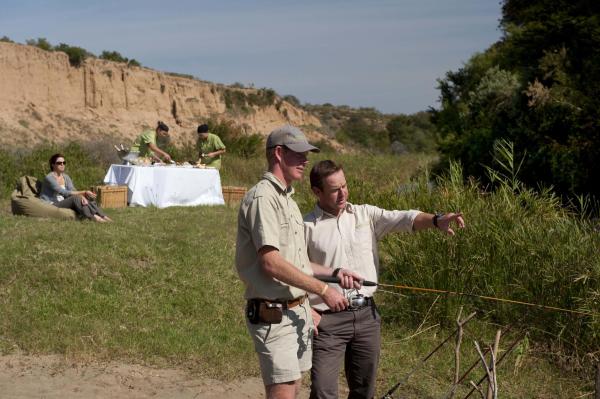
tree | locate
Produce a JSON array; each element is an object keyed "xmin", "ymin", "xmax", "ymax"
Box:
[{"xmin": 433, "ymin": 0, "xmax": 600, "ymax": 200}]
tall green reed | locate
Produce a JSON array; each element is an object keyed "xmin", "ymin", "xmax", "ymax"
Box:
[{"xmin": 375, "ymin": 144, "xmax": 599, "ymax": 363}]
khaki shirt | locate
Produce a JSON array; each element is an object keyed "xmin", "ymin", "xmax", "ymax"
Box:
[
  {"xmin": 304, "ymin": 203, "xmax": 421, "ymax": 311},
  {"xmin": 236, "ymin": 172, "xmax": 312, "ymax": 300}
]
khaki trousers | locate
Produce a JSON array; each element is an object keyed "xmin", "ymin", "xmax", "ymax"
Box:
[{"xmin": 310, "ymin": 304, "xmax": 381, "ymax": 399}]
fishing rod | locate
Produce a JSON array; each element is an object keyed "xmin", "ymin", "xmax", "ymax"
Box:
[{"xmin": 316, "ymin": 276, "xmax": 599, "ymax": 317}]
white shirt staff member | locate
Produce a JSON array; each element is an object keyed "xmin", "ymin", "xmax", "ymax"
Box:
[{"xmin": 304, "ymin": 159, "xmax": 465, "ymax": 399}]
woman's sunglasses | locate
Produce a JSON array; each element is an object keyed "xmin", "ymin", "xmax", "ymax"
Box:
[{"xmin": 54, "ymin": 161, "xmax": 67, "ymax": 165}]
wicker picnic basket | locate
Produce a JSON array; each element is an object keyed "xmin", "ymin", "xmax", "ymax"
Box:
[
  {"xmin": 91, "ymin": 185, "xmax": 128, "ymax": 208},
  {"xmin": 222, "ymin": 186, "xmax": 247, "ymax": 205}
]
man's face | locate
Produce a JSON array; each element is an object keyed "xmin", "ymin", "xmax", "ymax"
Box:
[
  {"xmin": 314, "ymin": 169, "xmax": 349, "ymax": 216},
  {"xmin": 280, "ymin": 146, "xmax": 308, "ymax": 183},
  {"xmin": 198, "ymin": 132, "xmax": 209, "ymax": 140}
]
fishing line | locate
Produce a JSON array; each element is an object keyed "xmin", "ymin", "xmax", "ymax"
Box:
[{"xmin": 316, "ymin": 276, "xmax": 599, "ymax": 317}]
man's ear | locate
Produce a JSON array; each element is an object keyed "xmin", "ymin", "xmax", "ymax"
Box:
[
  {"xmin": 274, "ymin": 145, "xmax": 285, "ymax": 163},
  {"xmin": 311, "ymin": 186, "xmax": 321, "ymax": 196}
]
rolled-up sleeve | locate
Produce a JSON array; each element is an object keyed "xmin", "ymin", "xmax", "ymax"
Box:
[
  {"xmin": 368, "ymin": 205, "xmax": 422, "ymax": 239},
  {"xmin": 44, "ymin": 175, "xmax": 72, "ymax": 197}
]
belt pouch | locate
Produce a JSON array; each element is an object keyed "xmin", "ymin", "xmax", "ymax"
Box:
[
  {"xmin": 258, "ymin": 301, "xmax": 283, "ymax": 324},
  {"xmin": 246, "ymin": 300, "xmax": 283, "ymax": 324}
]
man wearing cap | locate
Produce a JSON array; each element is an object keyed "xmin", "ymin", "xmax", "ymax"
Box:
[
  {"xmin": 124, "ymin": 121, "xmax": 173, "ymax": 163},
  {"xmin": 196, "ymin": 123, "xmax": 226, "ymax": 169},
  {"xmin": 304, "ymin": 160, "xmax": 466, "ymax": 399},
  {"xmin": 236, "ymin": 126, "xmax": 362, "ymax": 399}
]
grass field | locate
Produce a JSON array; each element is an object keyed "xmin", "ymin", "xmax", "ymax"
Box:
[{"xmin": 0, "ymin": 148, "xmax": 598, "ymax": 397}]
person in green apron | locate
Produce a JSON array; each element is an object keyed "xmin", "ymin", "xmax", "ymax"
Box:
[
  {"xmin": 125, "ymin": 121, "xmax": 173, "ymax": 164},
  {"xmin": 196, "ymin": 124, "xmax": 226, "ymax": 169}
]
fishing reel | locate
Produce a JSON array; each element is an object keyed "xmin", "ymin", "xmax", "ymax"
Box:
[{"xmin": 345, "ymin": 288, "xmax": 366, "ymax": 310}]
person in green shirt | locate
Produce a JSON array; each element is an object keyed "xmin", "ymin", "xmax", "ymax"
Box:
[
  {"xmin": 126, "ymin": 121, "xmax": 173, "ymax": 163},
  {"xmin": 196, "ymin": 124, "xmax": 226, "ymax": 169}
]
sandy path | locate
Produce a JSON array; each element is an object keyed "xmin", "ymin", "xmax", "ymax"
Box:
[{"xmin": 0, "ymin": 355, "xmax": 316, "ymax": 398}]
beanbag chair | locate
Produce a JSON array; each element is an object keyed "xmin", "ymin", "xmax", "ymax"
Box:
[{"xmin": 11, "ymin": 176, "xmax": 76, "ymax": 220}]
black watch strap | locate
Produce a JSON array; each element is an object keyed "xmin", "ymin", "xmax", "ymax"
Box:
[{"xmin": 433, "ymin": 213, "xmax": 444, "ymax": 228}]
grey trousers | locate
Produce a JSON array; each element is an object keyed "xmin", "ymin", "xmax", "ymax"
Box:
[
  {"xmin": 55, "ymin": 196, "xmax": 106, "ymax": 220},
  {"xmin": 310, "ymin": 304, "xmax": 381, "ymax": 399}
]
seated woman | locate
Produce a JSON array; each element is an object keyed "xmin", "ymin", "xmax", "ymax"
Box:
[{"xmin": 39, "ymin": 153, "xmax": 112, "ymax": 222}]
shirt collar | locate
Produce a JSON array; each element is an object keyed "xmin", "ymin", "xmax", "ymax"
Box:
[
  {"xmin": 262, "ymin": 172, "xmax": 294, "ymax": 196},
  {"xmin": 312, "ymin": 202, "xmax": 354, "ymax": 222}
]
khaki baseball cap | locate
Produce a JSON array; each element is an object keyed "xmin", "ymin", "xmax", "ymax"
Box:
[{"xmin": 266, "ymin": 125, "xmax": 320, "ymax": 153}]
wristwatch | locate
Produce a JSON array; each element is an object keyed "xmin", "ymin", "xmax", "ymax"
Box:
[{"xmin": 433, "ymin": 212, "xmax": 445, "ymax": 228}]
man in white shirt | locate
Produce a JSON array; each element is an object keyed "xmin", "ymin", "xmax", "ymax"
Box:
[{"xmin": 304, "ymin": 160, "xmax": 465, "ymax": 399}]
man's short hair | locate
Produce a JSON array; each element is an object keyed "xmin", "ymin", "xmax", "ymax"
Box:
[
  {"xmin": 310, "ymin": 160, "xmax": 343, "ymax": 190},
  {"xmin": 197, "ymin": 124, "xmax": 209, "ymax": 133}
]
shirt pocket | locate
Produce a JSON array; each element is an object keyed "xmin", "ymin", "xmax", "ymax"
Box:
[
  {"xmin": 353, "ymin": 225, "xmax": 374, "ymax": 252},
  {"xmin": 278, "ymin": 222, "xmax": 290, "ymax": 250}
]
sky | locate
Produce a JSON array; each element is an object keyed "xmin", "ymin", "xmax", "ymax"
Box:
[{"xmin": 1, "ymin": 0, "xmax": 503, "ymax": 114}]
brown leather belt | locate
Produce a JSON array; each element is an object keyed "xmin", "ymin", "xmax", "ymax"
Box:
[{"xmin": 258, "ymin": 294, "xmax": 307, "ymax": 309}]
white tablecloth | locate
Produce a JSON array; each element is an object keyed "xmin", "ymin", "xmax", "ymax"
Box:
[{"xmin": 103, "ymin": 164, "xmax": 225, "ymax": 208}]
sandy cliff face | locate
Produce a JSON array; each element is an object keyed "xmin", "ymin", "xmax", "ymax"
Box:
[{"xmin": 0, "ymin": 42, "xmax": 322, "ymax": 148}]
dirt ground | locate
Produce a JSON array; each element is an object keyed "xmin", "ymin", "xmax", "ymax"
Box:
[{"xmin": 0, "ymin": 354, "xmax": 319, "ymax": 399}]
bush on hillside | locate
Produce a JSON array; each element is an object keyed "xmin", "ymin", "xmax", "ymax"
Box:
[
  {"xmin": 99, "ymin": 50, "xmax": 141, "ymax": 67},
  {"xmin": 99, "ymin": 50, "xmax": 128, "ymax": 63},
  {"xmin": 282, "ymin": 95, "xmax": 301, "ymax": 107},
  {"xmin": 54, "ymin": 43, "xmax": 93, "ymax": 67},
  {"xmin": 222, "ymin": 87, "xmax": 279, "ymax": 114},
  {"xmin": 0, "ymin": 36, "xmax": 14, "ymax": 43},
  {"xmin": 127, "ymin": 59, "xmax": 141, "ymax": 67},
  {"xmin": 26, "ymin": 37, "xmax": 53, "ymax": 51}
]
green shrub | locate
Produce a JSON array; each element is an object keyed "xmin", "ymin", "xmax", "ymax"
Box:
[
  {"xmin": 165, "ymin": 71, "xmax": 195, "ymax": 80},
  {"xmin": 246, "ymin": 88, "xmax": 277, "ymax": 107},
  {"xmin": 282, "ymin": 94, "xmax": 301, "ymax": 107},
  {"xmin": 128, "ymin": 59, "xmax": 141, "ymax": 67},
  {"xmin": 99, "ymin": 50, "xmax": 128, "ymax": 63},
  {"xmin": 0, "ymin": 36, "xmax": 13, "ymax": 43},
  {"xmin": 222, "ymin": 89, "xmax": 251, "ymax": 114},
  {"xmin": 26, "ymin": 37, "xmax": 53, "ymax": 51},
  {"xmin": 24, "ymin": 38, "xmax": 93, "ymax": 67},
  {"xmin": 54, "ymin": 43, "xmax": 93, "ymax": 67},
  {"xmin": 230, "ymin": 82, "xmax": 246, "ymax": 89}
]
